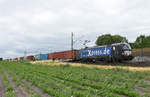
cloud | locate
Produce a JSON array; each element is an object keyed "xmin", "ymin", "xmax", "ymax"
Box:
[{"xmin": 0, "ymin": 0, "xmax": 150, "ymax": 58}]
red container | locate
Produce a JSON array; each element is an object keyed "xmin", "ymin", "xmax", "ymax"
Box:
[
  {"xmin": 15, "ymin": 58, "xmax": 18, "ymax": 61},
  {"xmin": 20, "ymin": 57, "xmax": 24, "ymax": 60},
  {"xmin": 49, "ymin": 50, "xmax": 77, "ymax": 60},
  {"xmin": 26, "ymin": 56, "xmax": 35, "ymax": 61}
]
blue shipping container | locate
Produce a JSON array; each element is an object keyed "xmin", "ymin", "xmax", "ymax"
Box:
[
  {"xmin": 40, "ymin": 54, "xmax": 48, "ymax": 60},
  {"xmin": 80, "ymin": 46, "xmax": 112, "ymax": 58}
]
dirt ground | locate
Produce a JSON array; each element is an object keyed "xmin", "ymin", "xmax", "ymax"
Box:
[
  {"xmin": 0, "ymin": 69, "xmax": 51, "ymax": 97},
  {"xmin": 0, "ymin": 74, "xmax": 5, "ymax": 97},
  {"xmin": 31, "ymin": 60, "xmax": 150, "ymax": 72},
  {"xmin": 5, "ymin": 71, "xmax": 29, "ymax": 97},
  {"xmin": 21, "ymin": 79, "xmax": 51, "ymax": 97}
]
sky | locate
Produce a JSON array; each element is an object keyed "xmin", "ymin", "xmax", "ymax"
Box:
[{"xmin": 0, "ymin": 0, "xmax": 150, "ymax": 58}]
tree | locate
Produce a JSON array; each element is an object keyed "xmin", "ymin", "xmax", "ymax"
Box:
[
  {"xmin": 133, "ymin": 35, "xmax": 150, "ymax": 48},
  {"xmin": 96, "ymin": 34, "xmax": 128, "ymax": 46}
]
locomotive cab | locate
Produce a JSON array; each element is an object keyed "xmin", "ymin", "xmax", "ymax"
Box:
[
  {"xmin": 111, "ymin": 43, "xmax": 133, "ymax": 61},
  {"xmin": 120, "ymin": 43, "xmax": 133, "ymax": 60}
]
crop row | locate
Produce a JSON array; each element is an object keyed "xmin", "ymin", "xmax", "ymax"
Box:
[
  {"xmin": 1, "ymin": 61, "xmax": 150, "ymax": 97},
  {"xmin": 6, "ymin": 69, "xmax": 41, "ymax": 97},
  {"xmin": 0, "ymin": 65, "xmax": 16, "ymax": 97}
]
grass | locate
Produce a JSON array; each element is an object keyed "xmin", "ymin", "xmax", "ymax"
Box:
[
  {"xmin": 31, "ymin": 60, "xmax": 150, "ymax": 72},
  {"xmin": 0, "ymin": 61, "xmax": 150, "ymax": 97},
  {"xmin": 0, "ymin": 65, "xmax": 16, "ymax": 97}
]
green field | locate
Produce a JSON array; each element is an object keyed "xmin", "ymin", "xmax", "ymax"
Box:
[{"xmin": 0, "ymin": 61, "xmax": 150, "ymax": 97}]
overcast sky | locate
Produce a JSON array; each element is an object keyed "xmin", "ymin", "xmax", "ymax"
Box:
[{"xmin": 0, "ymin": 0, "xmax": 150, "ymax": 58}]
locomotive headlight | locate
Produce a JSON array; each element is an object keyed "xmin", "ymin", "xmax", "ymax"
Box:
[{"xmin": 123, "ymin": 51, "xmax": 132, "ymax": 56}]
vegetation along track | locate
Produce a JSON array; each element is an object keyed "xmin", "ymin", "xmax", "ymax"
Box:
[
  {"xmin": 32, "ymin": 60, "xmax": 150, "ymax": 72},
  {"xmin": 1, "ymin": 61, "xmax": 150, "ymax": 97}
]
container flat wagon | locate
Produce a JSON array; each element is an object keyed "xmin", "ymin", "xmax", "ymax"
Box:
[
  {"xmin": 49, "ymin": 50, "xmax": 78, "ymax": 60},
  {"xmin": 40, "ymin": 54, "xmax": 49, "ymax": 60},
  {"xmin": 26, "ymin": 56, "xmax": 35, "ymax": 61},
  {"xmin": 34, "ymin": 54, "xmax": 40, "ymax": 60}
]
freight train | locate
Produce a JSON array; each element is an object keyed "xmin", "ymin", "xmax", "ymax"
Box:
[{"xmin": 13, "ymin": 42, "xmax": 133, "ymax": 62}]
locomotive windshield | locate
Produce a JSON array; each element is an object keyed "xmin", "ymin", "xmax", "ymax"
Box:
[{"xmin": 121, "ymin": 43, "xmax": 131, "ymax": 50}]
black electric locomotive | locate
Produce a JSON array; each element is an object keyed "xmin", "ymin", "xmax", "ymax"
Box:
[{"xmin": 77, "ymin": 42, "xmax": 133, "ymax": 62}]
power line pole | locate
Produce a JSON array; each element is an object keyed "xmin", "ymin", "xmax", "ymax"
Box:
[
  {"xmin": 71, "ymin": 32, "xmax": 74, "ymax": 59},
  {"xmin": 71, "ymin": 32, "xmax": 74, "ymax": 50},
  {"xmin": 24, "ymin": 50, "xmax": 27, "ymax": 60},
  {"xmin": 83, "ymin": 40, "xmax": 90, "ymax": 48}
]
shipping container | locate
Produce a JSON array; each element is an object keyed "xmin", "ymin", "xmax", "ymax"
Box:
[
  {"xmin": 49, "ymin": 50, "xmax": 78, "ymax": 60},
  {"xmin": 15, "ymin": 58, "xmax": 19, "ymax": 61},
  {"xmin": 34, "ymin": 54, "xmax": 40, "ymax": 60},
  {"xmin": 16, "ymin": 57, "xmax": 24, "ymax": 61},
  {"xmin": 26, "ymin": 56, "xmax": 35, "ymax": 61},
  {"xmin": 40, "ymin": 54, "xmax": 48, "ymax": 60},
  {"xmin": 19, "ymin": 57, "xmax": 24, "ymax": 60}
]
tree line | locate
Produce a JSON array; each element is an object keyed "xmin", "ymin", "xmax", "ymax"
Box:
[{"xmin": 96, "ymin": 34, "xmax": 150, "ymax": 49}]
